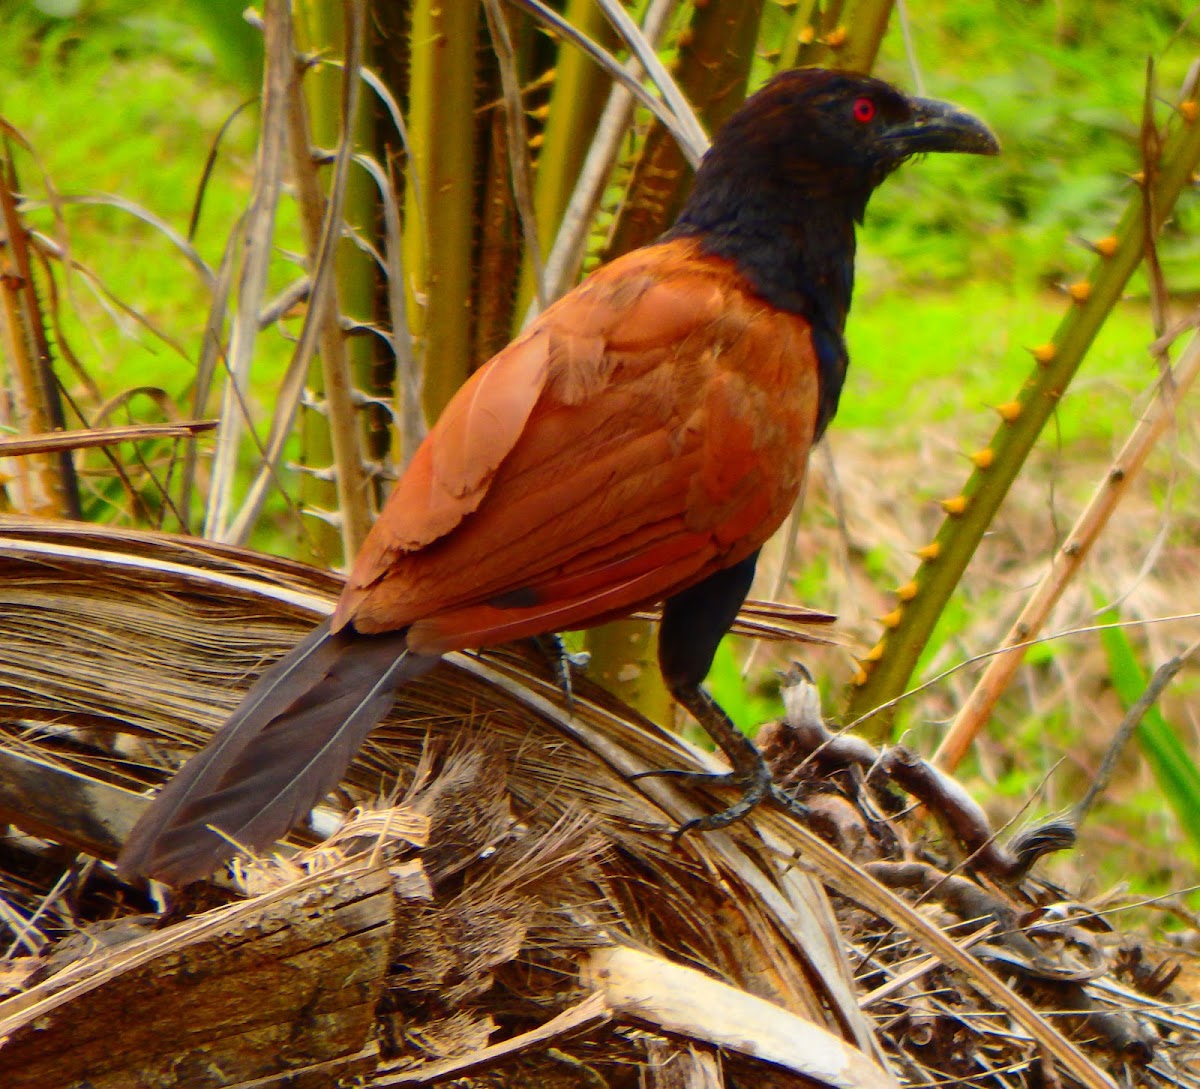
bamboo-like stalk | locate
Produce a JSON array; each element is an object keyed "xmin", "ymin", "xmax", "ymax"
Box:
[
  {"xmin": 933, "ymin": 330, "xmax": 1200, "ymax": 772},
  {"xmin": 402, "ymin": 0, "xmax": 481, "ymax": 423},
  {"xmin": 293, "ymin": 0, "xmax": 379, "ymax": 565},
  {"xmin": 602, "ymin": 0, "xmax": 765, "ymax": 258},
  {"xmin": 286, "ymin": 3, "xmax": 373, "ymax": 565},
  {"xmin": 289, "ymin": 1, "xmax": 347, "ymax": 567},
  {"xmin": 506, "ymin": 0, "xmax": 705, "ymax": 161},
  {"xmin": 788, "ymin": 0, "xmax": 893, "ymax": 72},
  {"xmin": 525, "ymin": 0, "xmax": 684, "ymax": 321},
  {"xmin": 474, "ymin": 101, "xmax": 525, "ymax": 370},
  {"xmin": 355, "ymin": 153, "xmax": 424, "ymax": 470},
  {"xmin": 483, "ymin": 0, "xmax": 544, "ymax": 318},
  {"xmin": 511, "ymin": 0, "xmax": 614, "ymax": 320},
  {"xmin": 845, "ymin": 71, "xmax": 1200, "ymax": 738},
  {"xmin": 0, "ymin": 150, "xmax": 77, "ymax": 518},
  {"xmin": 773, "ymin": 0, "xmax": 819, "ymax": 71}
]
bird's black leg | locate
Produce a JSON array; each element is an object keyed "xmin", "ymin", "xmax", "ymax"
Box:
[
  {"xmin": 636, "ymin": 551, "xmax": 807, "ymax": 834},
  {"xmin": 534, "ymin": 634, "xmax": 590, "ymax": 706}
]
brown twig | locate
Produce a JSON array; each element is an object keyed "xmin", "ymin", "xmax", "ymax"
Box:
[
  {"xmin": 1073, "ymin": 639, "xmax": 1200, "ymax": 825},
  {"xmin": 935, "ymin": 328, "xmax": 1200, "ymax": 772},
  {"xmin": 0, "ymin": 420, "xmax": 215, "ymax": 457}
]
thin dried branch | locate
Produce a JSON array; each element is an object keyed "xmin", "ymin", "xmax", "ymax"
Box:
[
  {"xmin": 25, "ymin": 193, "xmax": 215, "ymax": 289},
  {"xmin": 524, "ymin": 0, "xmax": 678, "ymax": 324},
  {"xmin": 204, "ymin": 0, "xmax": 292, "ymax": 540},
  {"xmin": 592, "ymin": 0, "xmax": 709, "ymax": 158},
  {"xmin": 505, "ymin": 0, "xmax": 706, "ymax": 166},
  {"xmin": 24, "ymin": 243, "xmax": 100, "ymax": 402},
  {"xmin": 0, "ymin": 420, "xmax": 215, "ymax": 457},
  {"xmin": 936, "ymin": 328, "xmax": 1200, "ymax": 771},
  {"xmin": 183, "ymin": 215, "xmax": 246, "ymax": 520},
  {"xmin": 28, "ymin": 233, "xmax": 195, "ymax": 365},
  {"xmin": 187, "ymin": 98, "xmax": 256, "ymax": 243},
  {"xmin": 1140, "ymin": 60, "xmax": 1170, "ymax": 372},
  {"xmin": 225, "ymin": 2, "xmax": 369, "ymax": 547}
]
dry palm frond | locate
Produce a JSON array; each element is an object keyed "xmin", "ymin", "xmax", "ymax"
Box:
[
  {"xmin": 0, "ymin": 518, "xmax": 1194, "ymax": 1088},
  {"xmin": 0, "ymin": 516, "xmax": 877, "ymax": 1079}
]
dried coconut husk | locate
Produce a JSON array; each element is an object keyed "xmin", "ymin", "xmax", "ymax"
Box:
[{"xmin": 0, "ymin": 516, "xmax": 1194, "ymax": 1088}]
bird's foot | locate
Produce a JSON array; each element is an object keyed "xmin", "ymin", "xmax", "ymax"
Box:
[
  {"xmin": 633, "ymin": 683, "xmax": 809, "ymax": 838},
  {"xmin": 534, "ymin": 634, "xmax": 590, "ymax": 707}
]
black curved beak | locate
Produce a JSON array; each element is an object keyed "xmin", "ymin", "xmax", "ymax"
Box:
[{"xmin": 886, "ymin": 97, "xmax": 1000, "ymax": 158}]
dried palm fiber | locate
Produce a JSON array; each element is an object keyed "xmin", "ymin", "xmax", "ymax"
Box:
[
  {"xmin": 0, "ymin": 516, "xmax": 1183, "ymax": 1089},
  {"xmin": 0, "ymin": 515, "xmax": 887, "ymax": 1087}
]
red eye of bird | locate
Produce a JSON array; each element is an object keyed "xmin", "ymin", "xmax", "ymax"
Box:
[{"xmin": 852, "ymin": 96, "xmax": 876, "ymax": 123}]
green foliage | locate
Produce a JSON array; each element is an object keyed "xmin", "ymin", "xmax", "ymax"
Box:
[
  {"xmin": 844, "ymin": 286, "xmax": 1153, "ymax": 442},
  {"xmin": 182, "ymin": 0, "xmax": 264, "ymax": 90},
  {"xmin": 0, "ymin": 1, "xmax": 262, "ymax": 391},
  {"xmin": 0, "ymin": 0, "xmax": 306, "ymax": 541},
  {"xmin": 867, "ymin": 0, "xmax": 1198, "ymax": 286}
]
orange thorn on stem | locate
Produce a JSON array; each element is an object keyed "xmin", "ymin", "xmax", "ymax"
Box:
[{"xmin": 878, "ymin": 608, "xmax": 903, "ymax": 630}]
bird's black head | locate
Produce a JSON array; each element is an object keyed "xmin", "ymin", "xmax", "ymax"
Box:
[
  {"xmin": 678, "ymin": 68, "xmax": 998, "ymax": 228},
  {"xmin": 668, "ymin": 68, "xmax": 997, "ymax": 438}
]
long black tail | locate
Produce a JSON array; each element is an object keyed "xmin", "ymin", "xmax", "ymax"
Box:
[{"xmin": 118, "ymin": 620, "xmax": 440, "ymax": 885}]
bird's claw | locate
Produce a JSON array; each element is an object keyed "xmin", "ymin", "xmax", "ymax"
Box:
[
  {"xmin": 631, "ymin": 760, "xmax": 808, "ymax": 840},
  {"xmin": 535, "ymin": 635, "xmax": 590, "ymax": 708}
]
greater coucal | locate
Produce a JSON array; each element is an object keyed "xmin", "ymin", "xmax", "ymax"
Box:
[{"xmin": 120, "ymin": 68, "xmax": 997, "ymax": 885}]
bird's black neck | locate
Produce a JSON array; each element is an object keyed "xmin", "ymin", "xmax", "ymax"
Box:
[{"xmin": 666, "ymin": 179, "xmax": 869, "ymax": 437}]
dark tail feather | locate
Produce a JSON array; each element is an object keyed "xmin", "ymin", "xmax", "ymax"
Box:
[{"xmin": 118, "ymin": 620, "xmax": 439, "ymax": 885}]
